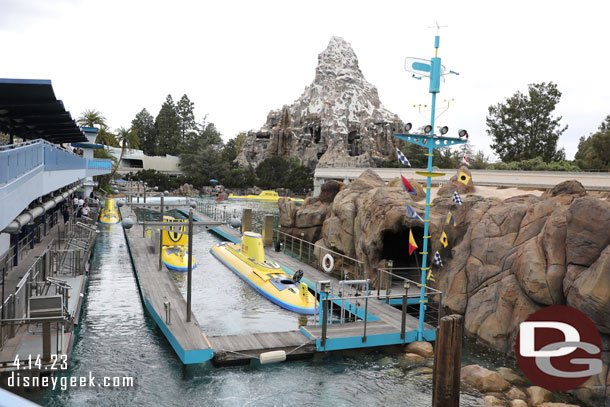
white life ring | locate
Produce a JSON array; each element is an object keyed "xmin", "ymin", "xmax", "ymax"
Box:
[{"xmin": 322, "ymin": 253, "xmax": 334, "ymax": 273}]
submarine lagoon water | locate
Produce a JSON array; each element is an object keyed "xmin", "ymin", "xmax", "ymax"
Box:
[{"xmin": 19, "ymin": 199, "xmax": 496, "ymax": 406}]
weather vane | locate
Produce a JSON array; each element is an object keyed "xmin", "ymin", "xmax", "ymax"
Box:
[{"xmin": 428, "ymin": 21, "xmax": 448, "ymax": 35}]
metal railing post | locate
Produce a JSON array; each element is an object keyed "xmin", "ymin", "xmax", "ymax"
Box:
[
  {"xmin": 321, "ymin": 299, "xmax": 328, "ymax": 348},
  {"xmin": 362, "ymin": 296, "xmax": 368, "ymax": 343},
  {"xmin": 401, "ymin": 294, "xmax": 407, "ymax": 340}
]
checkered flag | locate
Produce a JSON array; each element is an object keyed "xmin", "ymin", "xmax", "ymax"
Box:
[
  {"xmin": 395, "ymin": 148, "xmax": 411, "ymax": 167},
  {"xmin": 433, "ymin": 251, "xmax": 443, "ymax": 267},
  {"xmin": 452, "ymin": 191, "xmax": 463, "ymax": 205}
]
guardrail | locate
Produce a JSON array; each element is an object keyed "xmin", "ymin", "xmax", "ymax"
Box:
[
  {"xmin": 274, "ymin": 229, "xmax": 365, "ymax": 280},
  {"xmin": 0, "ymin": 139, "xmax": 112, "ymax": 186},
  {"xmin": 0, "ymin": 210, "xmax": 98, "ymax": 347},
  {"xmin": 0, "ymin": 140, "xmax": 44, "ymax": 185}
]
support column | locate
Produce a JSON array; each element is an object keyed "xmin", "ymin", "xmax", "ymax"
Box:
[
  {"xmin": 262, "ymin": 215, "xmax": 274, "ymax": 247},
  {"xmin": 241, "ymin": 209, "xmax": 252, "ymax": 234}
]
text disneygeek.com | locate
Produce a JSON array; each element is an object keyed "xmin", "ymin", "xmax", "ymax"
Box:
[{"xmin": 8, "ymin": 372, "xmax": 134, "ymax": 391}]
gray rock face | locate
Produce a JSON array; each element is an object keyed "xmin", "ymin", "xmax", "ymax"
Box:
[{"xmin": 236, "ymin": 36, "xmax": 403, "ymax": 170}]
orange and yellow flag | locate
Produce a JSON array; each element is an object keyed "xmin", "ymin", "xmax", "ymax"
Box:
[{"xmin": 409, "ymin": 229, "xmax": 418, "ymax": 255}]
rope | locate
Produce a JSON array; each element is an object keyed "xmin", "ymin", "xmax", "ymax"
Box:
[
  {"xmin": 286, "ymin": 339, "xmax": 316, "ymax": 355},
  {"xmin": 219, "ymin": 339, "xmax": 316, "ymax": 359}
]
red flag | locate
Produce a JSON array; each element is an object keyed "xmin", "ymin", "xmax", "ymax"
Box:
[
  {"xmin": 401, "ymin": 175, "xmax": 417, "ymax": 195},
  {"xmin": 409, "ymin": 229, "xmax": 418, "ymax": 255}
]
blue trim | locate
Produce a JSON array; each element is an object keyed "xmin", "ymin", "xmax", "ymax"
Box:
[
  {"xmin": 210, "ymin": 227, "xmax": 240, "ymax": 243},
  {"xmin": 280, "ymin": 263, "xmax": 380, "ymax": 322},
  {"xmin": 0, "ymin": 78, "xmax": 51, "ymax": 85},
  {"xmin": 385, "ymin": 297, "xmax": 424, "ymax": 306},
  {"xmin": 300, "ymin": 328, "xmax": 437, "ymax": 352},
  {"xmin": 163, "ymin": 259, "xmax": 197, "ymax": 272},
  {"xmin": 210, "ymin": 248, "xmax": 315, "ymax": 315},
  {"xmin": 72, "ymin": 142, "xmax": 104, "ymax": 149},
  {"xmin": 81, "ymin": 127, "xmax": 99, "ymax": 133}
]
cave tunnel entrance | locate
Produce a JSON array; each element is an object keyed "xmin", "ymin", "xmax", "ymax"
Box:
[{"xmin": 381, "ymin": 226, "xmax": 425, "ymax": 275}]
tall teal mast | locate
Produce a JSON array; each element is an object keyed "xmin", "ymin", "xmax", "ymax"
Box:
[{"xmin": 394, "ymin": 33, "xmax": 467, "ymax": 341}]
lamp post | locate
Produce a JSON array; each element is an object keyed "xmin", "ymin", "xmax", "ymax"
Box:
[{"xmin": 393, "ymin": 33, "xmax": 467, "ymax": 341}]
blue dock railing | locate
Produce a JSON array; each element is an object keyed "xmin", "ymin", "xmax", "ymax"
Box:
[
  {"xmin": 0, "ymin": 139, "xmax": 112, "ymax": 186},
  {"xmin": 0, "ymin": 140, "xmax": 44, "ymax": 185}
]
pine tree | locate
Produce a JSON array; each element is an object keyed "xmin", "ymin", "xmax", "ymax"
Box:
[
  {"xmin": 487, "ymin": 82, "xmax": 567, "ymax": 163},
  {"xmin": 176, "ymin": 94, "xmax": 198, "ymax": 146},
  {"xmin": 131, "ymin": 108, "xmax": 157, "ymax": 155},
  {"xmin": 575, "ymin": 115, "xmax": 610, "ymax": 170},
  {"xmin": 155, "ymin": 95, "xmax": 181, "ymax": 156}
]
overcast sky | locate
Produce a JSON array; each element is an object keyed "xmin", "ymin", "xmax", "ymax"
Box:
[{"xmin": 3, "ymin": 0, "xmax": 608, "ymax": 160}]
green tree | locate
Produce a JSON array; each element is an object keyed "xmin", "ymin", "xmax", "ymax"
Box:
[
  {"xmin": 155, "ymin": 95, "xmax": 181, "ymax": 156},
  {"xmin": 77, "ymin": 109, "xmax": 107, "ymax": 128},
  {"xmin": 256, "ymin": 156, "xmax": 292, "ymax": 189},
  {"xmin": 176, "ymin": 94, "xmax": 198, "ymax": 146},
  {"xmin": 487, "ymin": 82, "xmax": 567, "ymax": 163},
  {"xmin": 574, "ymin": 115, "xmax": 610, "ymax": 170},
  {"xmin": 109, "ymin": 127, "xmax": 139, "ymax": 178},
  {"xmin": 132, "ymin": 108, "xmax": 157, "ymax": 155},
  {"xmin": 77, "ymin": 109, "xmax": 117, "ymax": 148},
  {"xmin": 223, "ymin": 167, "xmax": 258, "ymax": 188},
  {"xmin": 179, "ymin": 121, "xmax": 226, "ymax": 185}
]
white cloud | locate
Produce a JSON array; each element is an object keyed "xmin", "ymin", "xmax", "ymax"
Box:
[{"xmin": 3, "ymin": 0, "xmax": 608, "ymax": 160}]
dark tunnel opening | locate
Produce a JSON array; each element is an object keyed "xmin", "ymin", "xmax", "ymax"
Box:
[{"xmin": 381, "ymin": 226, "xmax": 425, "ymax": 272}]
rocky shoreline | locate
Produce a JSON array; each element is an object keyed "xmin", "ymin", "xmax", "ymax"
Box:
[{"xmin": 278, "ymin": 170, "xmax": 610, "ymax": 407}]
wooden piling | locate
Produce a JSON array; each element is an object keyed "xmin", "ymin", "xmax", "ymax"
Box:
[
  {"xmin": 432, "ymin": 314, "xmax": 463, "ymax": 407},
  {"xmin": 262, "ymin": 215, "xmax": 274, "ymax": 246},
  {"xmin": 241, "ymin": 209, "xmax": 252, "ymax": 233}
]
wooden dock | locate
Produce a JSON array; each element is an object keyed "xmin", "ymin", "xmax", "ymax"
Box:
[
  {"xmin": 209, "ymin": 331, "xmax": 314, "ymax": 366},
  {"xmin": 121, "ymin": 206, "xmax": 213, "ymax": 364},
  {"xmin": 191, "ymin": 208, "xmax": 435, "ymax": 362}
]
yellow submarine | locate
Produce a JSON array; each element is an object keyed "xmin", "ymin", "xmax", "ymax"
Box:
[
  {"xmin": 99, "ymin": 199, "xmax": 120, "ymax": 224},
  {"xmin": 161, "ymin": 216, "xmax": 196, "ymax": 272},
  {"xmin": 227, "ymin": 190, "xmax": 304, "ymax": 204},
  {"xmin": 210, "ymin": 232, "xmax": 316, "ymax": 314}
]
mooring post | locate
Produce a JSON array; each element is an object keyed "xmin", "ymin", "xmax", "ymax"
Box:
[
  {"xmin": 321, "ymin": 299, "xmax": 328, "ymax": 348},
  {"xmin": 242, "ymin": 209, "xmax": 252, "ymax": 233},
  {"xmin": 432, "ymin": 314, "xmax": 463, "ymax": 407},
  {"xmin": 262, "ymin": 215, "xmax": 274, "ymax": 247}
]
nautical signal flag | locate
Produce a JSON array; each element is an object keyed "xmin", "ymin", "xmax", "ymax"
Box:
[
  {"xmin": 433, "ymin": 251, "xmax": 443, "ymax": 267},
  {"xmin": 440, "ymin": 231, "xmax": 448, "ymax": 248},
  {"xmin": 446, "ymin": 211, "xmax": 456, "ymax": 226},
  {"xmin": 408, "ymin": 229, "xmax": 418, "ymax": 255},
  {"xmin": 406, "ymin": 204, "xmax": 424, "ymax": 221},
  {"xmin": 401, "ymin": 175, "xmax": 417, "ymax": 195},
  {"xmin": 452, "ymin": 191, "xmax": 464, "ymax": 205},
  {"xmin": 458, "ymin": 171, "xmax": 471, "ymax": 186},
  {"xmin": 395, "ymin": 148, "xmax": 411, "ymax": 167}
]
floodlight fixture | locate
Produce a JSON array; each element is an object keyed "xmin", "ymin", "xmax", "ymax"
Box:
[
  {"xmin": 404, "ymin": 122, "xmax": 413, "ymax": 132},
  {"xmin": 424, "ymin": 125, "xmax": 433, "ymax": 134},
  {"xmin": 440, "ymin": 126, "xmax": 449, "ymax": 135},
  {"xmin": 458, "ymin": 129, "xmax": 469, "ymax": 139}
]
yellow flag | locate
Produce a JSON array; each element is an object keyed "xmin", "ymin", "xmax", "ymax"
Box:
[
  {"xmin": 440, "ymin": 231, "xmax": 448, "ymax": 248},
  {"xmin": 458, "ymin": 171, "xmax": 471, "ymax": 186}
]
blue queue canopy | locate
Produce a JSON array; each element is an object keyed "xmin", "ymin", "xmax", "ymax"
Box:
[
  {"xmin": 209, "ymin": 179, "xmax": 219, "ymax": 183},
  {"xmin": 0, "ymin": 78, "xmax": 87, "ymax": 143}
]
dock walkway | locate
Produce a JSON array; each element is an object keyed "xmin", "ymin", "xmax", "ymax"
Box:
[
  {"xmin": 192, "ymin": 209, "xmax": 434, "ymax": 363},
  {"xmin": 121, "ymin": 206, "xmax": 212, "ymax": 364}
]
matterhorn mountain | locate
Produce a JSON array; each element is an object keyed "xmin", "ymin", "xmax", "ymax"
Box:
[{"xmin": 236, "ymin": 36, "xmax": 404, "ymax": 169}]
